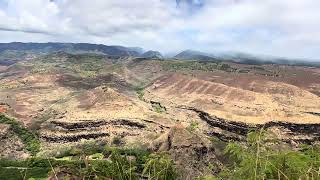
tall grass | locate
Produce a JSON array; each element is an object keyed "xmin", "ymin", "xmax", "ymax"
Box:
[{"xmin": 221, "ymin": 129, "xmax": 320, "ymax": 180}]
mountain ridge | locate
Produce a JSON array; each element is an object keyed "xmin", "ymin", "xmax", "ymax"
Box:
[
  {"xmin": 0, "ymin": 42, "xmax": 319, "ymax": 67},
  {"xmin": 0, "ymin": 42, "xmax": 145, "ymax": 57},
  {"xmin": 173, "ymin": 49, "xmax": 320, "ymax": 67}
]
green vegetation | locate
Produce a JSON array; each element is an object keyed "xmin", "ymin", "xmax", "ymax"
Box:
[
  {"xmin": 89, "ymin": 153, "xmax": 104, "ymax": 160},
  {"xmin": 109, "ymin": 63, "xmax": 125, "ymax": 73},
  {"xmin": 187, "ymin": 121, "xmax": 199, "ymax": 132},
  {"xmin": 196, "ymin": 175, "xmax": 218, "ymax": 180},
  {"xmin": 29, "ymin": 53, "xmax": 107, "ymax": 77},
  {"xmin": 152, "ymin": 103, "xmax": 166, "ymax": 113},
  {"xmin": 0, "ymin": 157, "xmax": 82, "ymax": 180},
  {"xmin": 0, "ymin": 158, "xmax": 60, "ymax": 180},
  {"xmin": 250, "ymin": 66, "xmax": 266, "ymax": 71},
  {"xmin": 0, "ymin": 50, "xmax": 29, "ymax": 61},
  {"xmin": 0, "ymin": 145, "xmax": 176, "ymax": 180},
  {"xmin": 161, "ymin": 61, "xmax": 235, "ymax": 73},
  {"xmin": 216, "ymin": 129, "xmax": 320, "ymax": 180},
  {"xmin": 0, "ymin": 166, "xmax": 50, "ymax": 180},
  {"xmin": 134, "ymin": 86, "xmax": 145, "ymax": 100},
  {"xmin": 2, "ymin": 114, "xmax": 320, "ymax": 180},
  {"xmin": 0, "ymin": 82, "xmax": 21, "ymax": 89},
  {"xmin": 143, "ymin": 153, "xmax": 177, "ymax": 180},
  {"xmin": 1, "ymin": 124, "xmax": 320, "ymax": 180},
  {"xmin": 0, "ymin": 114, "xmax": 40, "ymax": 155}
]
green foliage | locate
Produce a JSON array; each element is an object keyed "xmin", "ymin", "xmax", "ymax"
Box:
[
  {"xmin": 30, "ymin": 53, "xmax": 106, "ymax": 77},
  {"xmin": 104, "ymin": 146, "xmax": 150, "ymax": 172},
  {"xmin": 134, "ymin": 86, "xmax": 145, "ymax": 100},
  {"xmin": 0, "ymin": 158, "xmax": 79, "ymax": 180},
  {"xmin": 224, "ymin": 142, "xmax": 246, "ymax": 163},
  {"xmin": 110, "ymin": 63, "xmax": 124, "ymax": 72},
  {"xmin": 187, "ymin": 121, "xmax": 199, "ymax": 132},
  {"xmin": 53, "ymin": 141, "xmax": 106, "ymax": 158},
  {"xmin": 107, "ymin": 151, "xmax": 138, "ymax": 179},
  {"xmin": 0, "ymin": 114, "xmax": 40, "ymax": 155},
  {"xmin": 161, "ymin": 61, "xmax": 235, "ymax": 73},
  {"xmin": 142, "ymin": 153, "xmax": 177, "ymax": 180},
  {"xmin": 73, "ymin": 148, "xmax": 176, "ymax": 180},
  {"xmin": 222, "ymin": 129, "xmax": 320, "ymax": 180},
  {"xmin": 0, "ymin": 147, "xmax": 176, "ymax": 180},
  {"xmin": 153, "ymin": 104, "xmax": 163, "ymax": 113},
  {"xmin": 73, "ymin": 150, "xmax": 138, "ymax": 180},
  {"xmin": 0, "ymin": 167, "xmax": 50, "ymax": 180},
  {"xmin": 0, "ymin": 50, "xmax": 29, "ymax": 61},
  {"xmin": 152, "ymin": 103, "xmax": 166, "ymax": 113},
  {"xmin": 196, "ymin": 175, "xmax": 218, "ymax": 180},
  {"xmin": 218, "ymin": 63, "xmax": 232, "ymax": 71},
  {"xmin": 89, "ymin": 153, "xmax": 104, "ymax": 160}
]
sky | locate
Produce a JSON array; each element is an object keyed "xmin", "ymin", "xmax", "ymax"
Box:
[{"xmin": 0, "ymin": 0, "xmax": 319, "ymax": 59}]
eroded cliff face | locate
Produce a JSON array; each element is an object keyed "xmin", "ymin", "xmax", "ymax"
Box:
[
  {"xmin": 150, "ymin": 124, "xmax": 223, "ymax": 179},
  {"xmin": 185, "ymin": 107, "xmax": 320, "ymax": 144},
  {"xmin": 40, "ymin": 118, "xmax": 169, "ymax": 144}
]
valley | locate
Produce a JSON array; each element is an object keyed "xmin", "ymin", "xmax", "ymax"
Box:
[{"xmin": 0, "ymin": 43, "xmax": 320, "ymax": 179}]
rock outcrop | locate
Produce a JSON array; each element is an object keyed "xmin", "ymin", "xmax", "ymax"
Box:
[
  {"xmin": 185, "ymin": 107, "xmax": 320, "ymax": 144},
  {"xmin": 150, "ymin": 124, "xmax": 222, "ymax": 179}
]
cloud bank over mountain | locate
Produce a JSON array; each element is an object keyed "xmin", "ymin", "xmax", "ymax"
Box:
[{"xmin": 0, "ymin": 0, "xmax": 319, "ymax": 59}]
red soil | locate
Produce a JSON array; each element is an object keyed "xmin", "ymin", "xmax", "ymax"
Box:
[{"xmin": 0, "ymin": 106, "xmax": 7, "ymax": 113}]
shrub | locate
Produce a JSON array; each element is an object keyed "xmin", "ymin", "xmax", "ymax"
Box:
[
  {"xmin": 187, "ymin": 121, "xmax": 199, "ymax": 132},
  {"xmin": 112, "ymin": 136, "xmax": 124, "ymax": 146},
  {"xmin": 142, "ymin": 153, "xmax": 177, "ymax": 180},
  {"xmin": 152, "ymin": 103, "xmax": 165, "ymax": 113},
  {"xmin": 134, "ymin": 86, "xmax": 145, "ymax": 100}
]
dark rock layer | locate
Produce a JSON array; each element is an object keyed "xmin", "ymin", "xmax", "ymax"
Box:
[{"xmin": 181, "ymin": 106, "xmax": 320, "ymax": 144}]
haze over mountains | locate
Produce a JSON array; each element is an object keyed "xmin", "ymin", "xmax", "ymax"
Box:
[
  {"xmin": 0, "ymin": 42, "xmax": 319, "ymax": 67},
  {"xmin": 174, "ymin": 49, "xmax": 320, "ymax": 67}
]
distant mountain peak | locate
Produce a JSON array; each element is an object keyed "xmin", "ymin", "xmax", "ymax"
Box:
[
  {"xmin": 174, "ymin": 49, "xmax": 217, "ymax": 61},
  {"xmin": 141, "ymin": 50, "xmax": 163, "ymax": 59}
]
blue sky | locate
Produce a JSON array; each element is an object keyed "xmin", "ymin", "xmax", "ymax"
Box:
[{"xmin": 0, "ymin": 0, "xmax": 319, "ymax": 60}]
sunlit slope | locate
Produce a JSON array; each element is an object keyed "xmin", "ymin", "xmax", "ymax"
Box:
[{"xmin": 145, "ymin": 73, "xmax": 320, "ymax": 124}]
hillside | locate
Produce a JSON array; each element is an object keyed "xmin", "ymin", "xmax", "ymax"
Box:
[
  {"xmin": 0, "ymin": 42, "xmax": 144, "ymax": 56},
  {"xmin": 0, "ymin": 49, "xmax": 320, "ymax": 179}
]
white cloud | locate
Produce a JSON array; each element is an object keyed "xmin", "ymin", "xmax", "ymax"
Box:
[{"xmin": 0, "ymin": 0, "xmax": 319, "ymax": 59}]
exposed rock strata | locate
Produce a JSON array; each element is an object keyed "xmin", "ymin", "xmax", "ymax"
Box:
[
  {"xmin": 41, "ymin": 118, "xmax": 168, "ymax": 143},
  {"xmin": 50, "ymin": 119, "xmax": 146, "ymax": 131},
  {"xmin": 41, "ymin": 132, "xmax": 110, "ymax": 143},
  {"xmin": 180, "ymin": 106, "xmax": 320, "ymax": 144}
]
